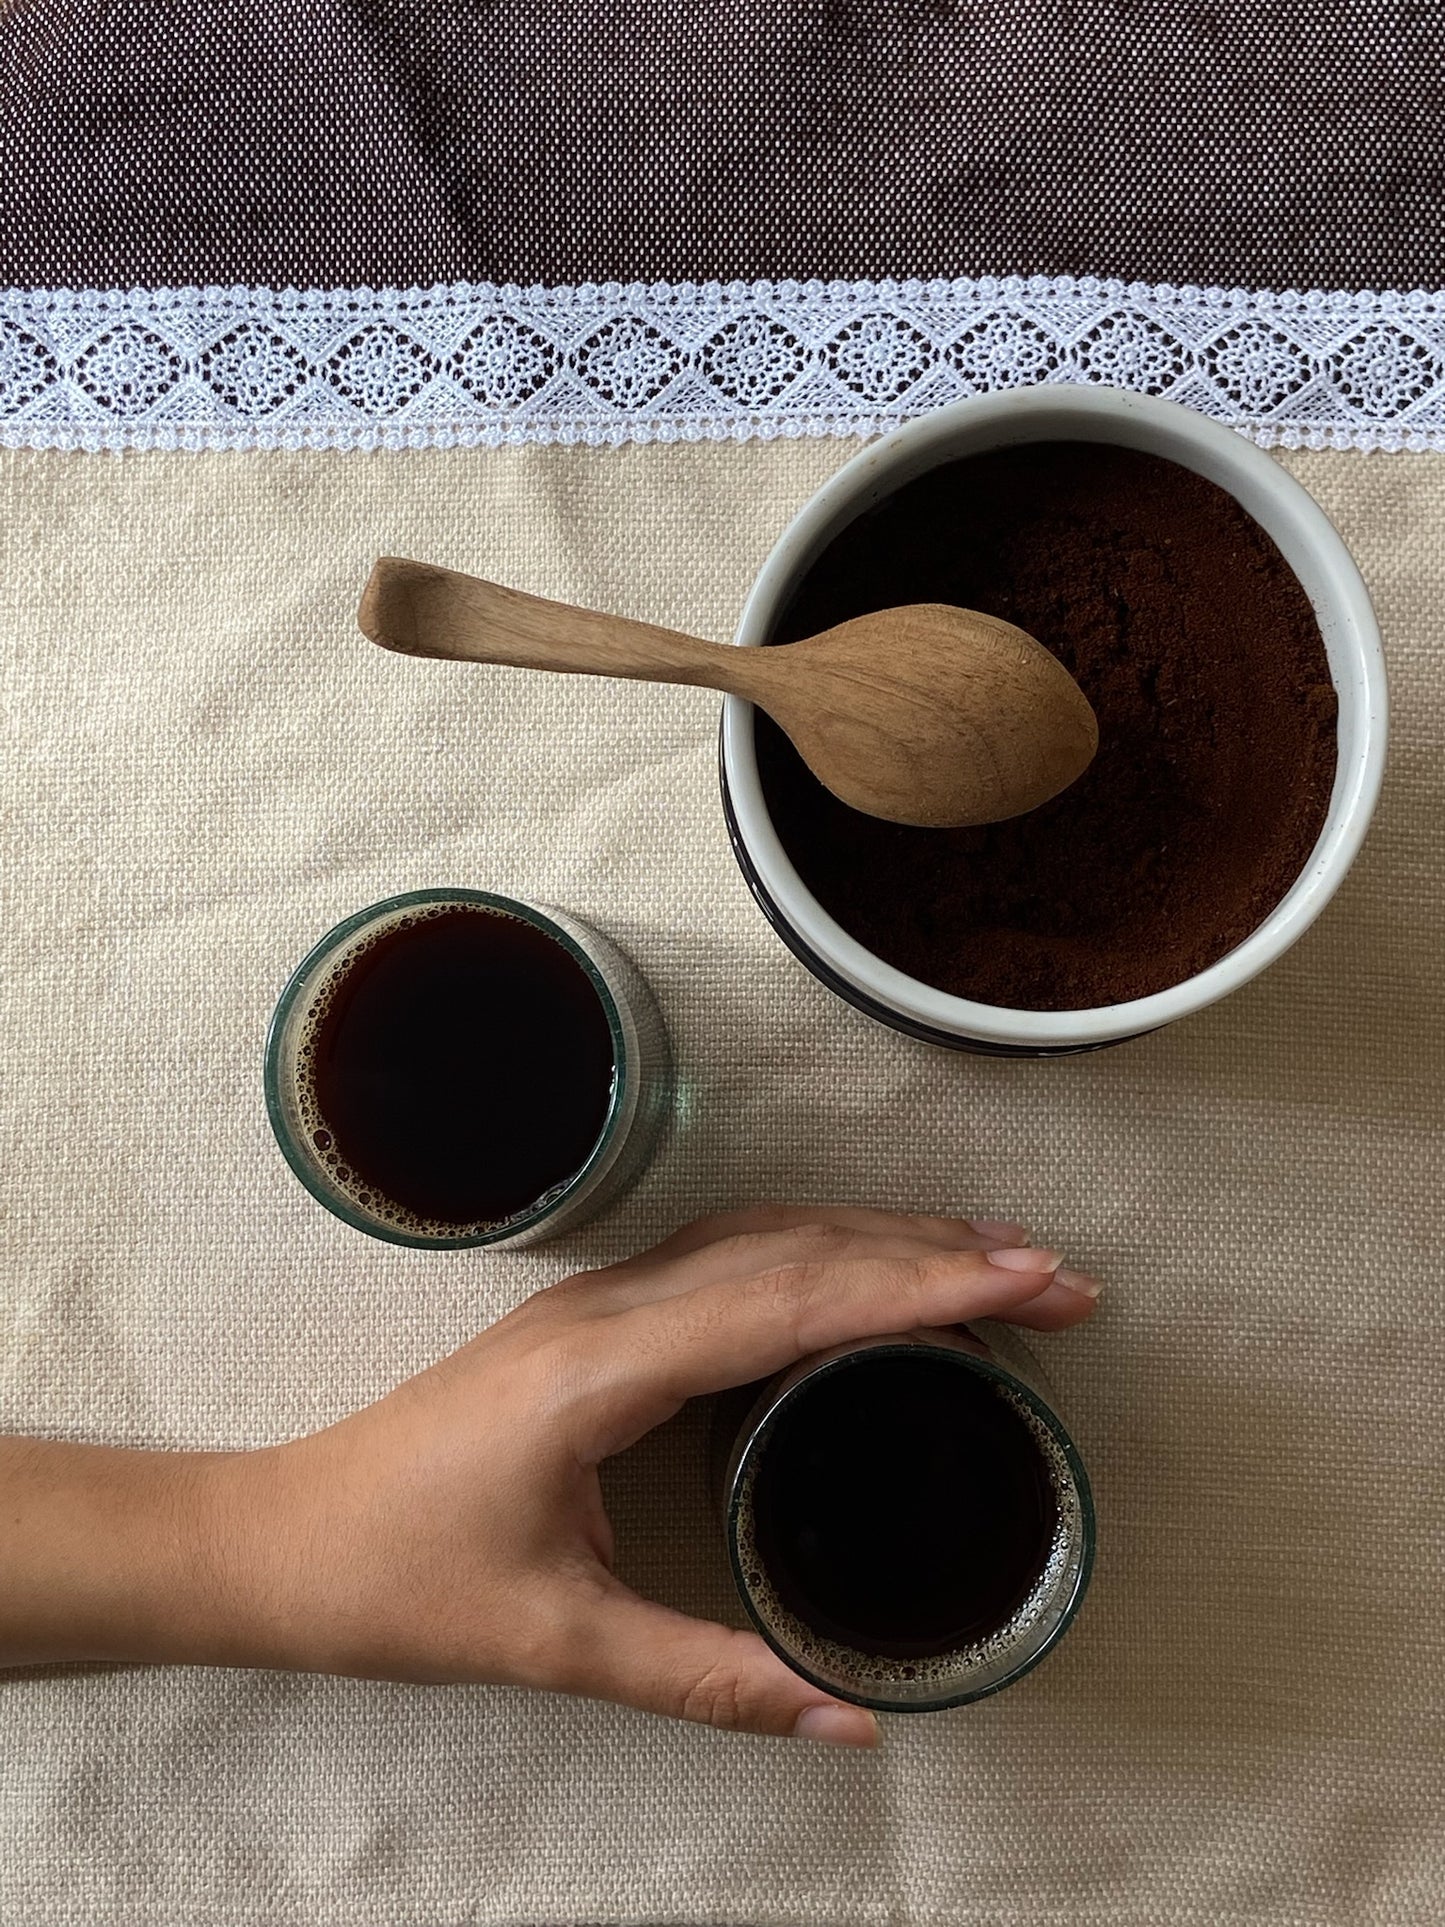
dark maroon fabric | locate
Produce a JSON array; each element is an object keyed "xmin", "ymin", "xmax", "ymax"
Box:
[{"xmin": 1, "ymin": 0, "xmax": 1441, "ymax": 292}]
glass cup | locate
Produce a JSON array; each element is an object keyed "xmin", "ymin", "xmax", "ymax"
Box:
[
  {"xmin": 718, "ymin": 1322, "xmax": 1095, "ymax": 1711},
  {"xmin": 264, "ymin": 888, "xmax": 672, "ymax": 1248}
]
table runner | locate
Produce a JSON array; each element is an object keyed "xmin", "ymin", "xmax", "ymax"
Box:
[
  {"xmin": 3, "ymin": 3, "xmax": 1444, "ymax": 1922},
  {"xmin": 4, "ymin": 1, "xmax": 1442, "ymax": 292},
  {"xmin": 2, "ymin": 3, "xmax": 1444, "ymax": 454}
]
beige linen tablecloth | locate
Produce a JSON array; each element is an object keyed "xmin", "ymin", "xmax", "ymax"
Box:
[{"xmin": 1, "ymin": 441, "xmax": 1442, "ymax": 1926}]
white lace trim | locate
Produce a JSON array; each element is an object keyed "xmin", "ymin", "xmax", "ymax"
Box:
[{"xmin": 1, "ymin": 276, "xmax": 1443, "ymax": 452}]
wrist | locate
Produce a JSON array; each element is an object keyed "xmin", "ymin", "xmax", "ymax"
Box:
[
  {"xmin": 136, "ymin": 1446, "xmax": 290, "ymax": 1669},
  {"xmin": 0, "ymin": 1438, "xmax": 289, "ymax": 1670}
]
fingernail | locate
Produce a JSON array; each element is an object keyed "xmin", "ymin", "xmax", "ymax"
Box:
[
  {"xmin": 985, "ymin": 1246, "xmax": 1062, "ymax": 1275},
  {"xmin": 793, "ymin": 1703, "xmax": 880, "ymax": 1748},
  {"xmin": 1056, "ymin": 1266, "xmax": 1103, "ymax": 1299},
  {"xmin": 967, "ymin": 1218, "xmax": 1029, "ymax": 1244}
]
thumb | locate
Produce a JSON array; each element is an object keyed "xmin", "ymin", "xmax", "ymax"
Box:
[{"xmin": 576, "ymin": 1588, "xmax": 878, "ymax": 1747}]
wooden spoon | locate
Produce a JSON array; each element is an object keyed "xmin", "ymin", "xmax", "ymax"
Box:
[{"xmin": 358, "ymin": 557, "xmax": 1098, "ymax": 828}]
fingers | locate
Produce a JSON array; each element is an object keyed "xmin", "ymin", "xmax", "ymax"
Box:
[
  {"xmin": 582, "ymin": 1226, "xmax": 1022, "ymax": 1315},
  {"xmin": 572, "ymin": 1587, "xmax": 877, "ymax": 1747},
  {"xmin": 553, "ymin": 1207, "xmax": 1031, "ymax": 1317},
  {"xmin": 639, "ymin": 1204, "xmax": 1028, "ymax": 1265},
  {"xmin": 1003, "ymin": 1268, "xmax": 1103, "ymax": 1330},
  {"xmin": 589, "ymin": 1246, "xmax": 1090, "ymax": 1434}
]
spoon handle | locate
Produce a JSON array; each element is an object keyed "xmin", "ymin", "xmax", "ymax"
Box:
[{"xmin": 358, "ymin": 557, "xmax": 770, "ymax": 697}]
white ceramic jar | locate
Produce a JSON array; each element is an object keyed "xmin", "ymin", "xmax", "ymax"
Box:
[{"xmin": 720, "ymin": 385, "xmax": 1387, "ymax": 1054}]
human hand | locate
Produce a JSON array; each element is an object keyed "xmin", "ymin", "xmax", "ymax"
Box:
[{"xmin": 1, "ymin": 1207, "xmax": 1100, "ymax": 1746}]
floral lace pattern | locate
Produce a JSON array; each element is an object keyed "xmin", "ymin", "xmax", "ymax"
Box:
[{"xmin": 1, "ymin": 277, "xmax": 1442, "ymax": 451}]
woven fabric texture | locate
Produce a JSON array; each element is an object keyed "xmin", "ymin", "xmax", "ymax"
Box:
[
  {"xmin": 1, "ymin": 439, "xmax": 1442, "ymax": 1925},
  {"xmin": 2, "ymin": 0, "xmax": 1442, "ymax": 291}
]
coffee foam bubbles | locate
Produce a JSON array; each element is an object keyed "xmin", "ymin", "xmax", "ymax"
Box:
[{"xmin": 732, "ymin": 1381, "xmax": 1083, "ymax": 1702}]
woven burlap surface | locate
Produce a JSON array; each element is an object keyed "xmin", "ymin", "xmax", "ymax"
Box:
[{"xmin": 0, "ymin": 441, "xmax": 1440, "ymax": 1925}]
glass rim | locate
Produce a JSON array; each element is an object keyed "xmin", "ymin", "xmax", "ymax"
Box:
[
  {"xmin": 724, "ymin": 1339, "xmax": 1097, "ymax": 1712},
  {"xmin": 263, "ymin": 887, "xmax": 633, "ymax": 1249}
]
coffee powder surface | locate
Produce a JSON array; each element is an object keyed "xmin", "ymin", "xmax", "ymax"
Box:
[{"xmin": 758, "ymin": 443, "xmax": 1338, "ymax": 1010}]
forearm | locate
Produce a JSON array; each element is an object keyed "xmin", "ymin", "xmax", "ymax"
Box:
[{"xmin": 0, "ymin": 1437, "xmax": 261, "ymax": 1668}]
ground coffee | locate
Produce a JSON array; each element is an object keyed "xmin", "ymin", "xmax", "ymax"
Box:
[{"xmin": 757, "ymin": 442, "xmax": 1338, "ymax": 1010}]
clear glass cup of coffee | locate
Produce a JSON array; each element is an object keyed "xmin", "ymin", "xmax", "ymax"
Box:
[
  {"xmin": 264, "ymin": 888, "xmax": 672, "ymax": 1248},
  {"xmin": 718, "ymin": 1323, "xmax": 1094, "ymax": 1710}
]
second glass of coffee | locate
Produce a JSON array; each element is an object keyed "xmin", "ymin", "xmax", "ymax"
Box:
[
  {"xmin": 720, "ymin": 1324, "xmax": 1094, "ymax": 1710},
  {"xmin": 265, "ymin": 889, "xmax": 671, "ymax": 1247}
]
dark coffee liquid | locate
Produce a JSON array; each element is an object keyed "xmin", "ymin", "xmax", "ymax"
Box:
[
  {"xmin": 750, "ymin": 1354, "xmax": 1057, "ymax": 1658},
  {"xmin": 308, "ymin": 906, "xmax": 615, "ymax": 1228}
]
